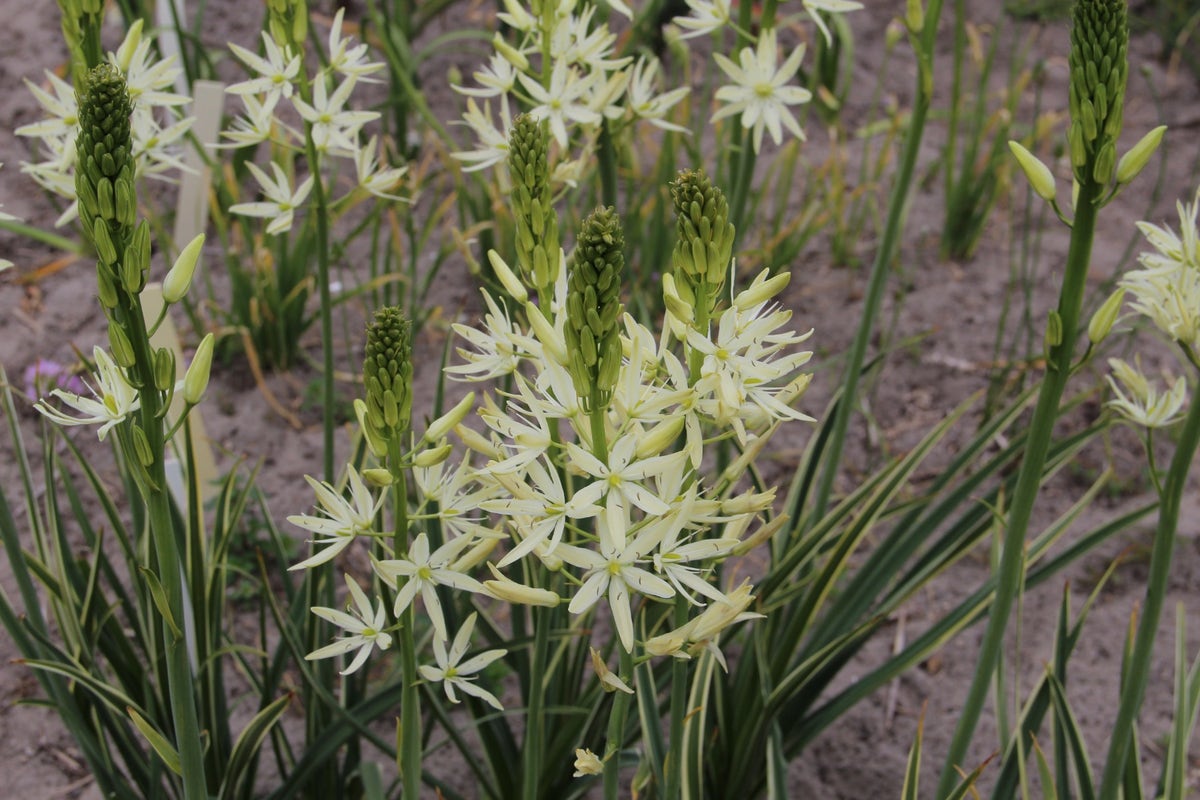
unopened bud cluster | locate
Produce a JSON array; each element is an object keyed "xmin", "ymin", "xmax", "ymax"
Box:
[
  {"xmin": 508, "ymin": 115, "xmax": 560, "ymax": 299},
  {"xmin": 566, "ymin": 207, "xmax": 625, "ymax": 412},
  {"xmin": 670, "ymin": 169, "xmax": 735, "ymax": 326},
  {"xmin": 1067, "ymin": 0, "xmax": 1128, "ymax": 185},
  {"xmin": 363, "ymin": 307, "xmax": 414, "ymax": 446}
]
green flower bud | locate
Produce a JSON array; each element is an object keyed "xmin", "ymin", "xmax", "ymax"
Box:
[
  {"xmin": 115, "ymin": 169, "xmax": 136, "ymax": 227},
  {"xmin": 566, "ymin": 207, "xmax": 624, "ymax": 413},
  {"xmin": 153, "ymin": 346, "xmax": 176, "ymax": 392},
  {"xmin": 108, "ymin": 322, "xmax": 136, "ymax": 368},
  {"xmin": 1045, "ymin": 309, "xmax": 1063, "ymax": 350},
  {"xmin": 363, "ymin": 307, "xmax": 413, "ymax": 442},
  {"xmin": 93, "ymin": 219, "xmax": 118, "ymax": 266},
  {"xmin": 131, "ymin": 423, "xmax": 155, "ymax": 467},
  {"xmin": 361, "ymin": 468, "xmax": 393, "ymax": 488},
  {"xmin": 127, "ymin": 220, "xmax": 150, "ymax": 277},
  {"xmin": 425, "ymin": 392, "xmax": 475, "ymax": 443},
  {"xmin": 1067, "ymin": 0, "xmax": 1128, "ymax": 185},
  {"xmin": 96, "ymin": 263, "xmax": 119, "ymax": 309},
  {"xmin": 1115, "ymin": 125, "xmax": 1166, "ymax": 185},
  {"xmin": 97, "ymin": 176, "xmax": 115, "ymax": 220},
  {"xmin": 354, "ymin": 399, "xmax": 389, "ymax": 458},
  {"xmin": 508, "ymin": 114, "xmax": 559, "ymax": 298},
  {"xmin": 670, "ymin": 169, "xmax": 735, "ymax": 326},
  {"xmin": 413, "ymin": 443, "xmax": 453, "ymax": 467},
  {"xmin": 1088, "ymin": 288, "xmax": 1125, "ymax": 345},
  {"xmin": 163, "ymin": 234, "xmax": 205, "ymax": 304},
  {"xmin": 905, "ymin": 0, "xmax": 925, "ymax": 33},
  {"xmin": 183, "ymin": 333, "xmax": 214, "ymax": 405},
  {"xmin": 1008, "ymin": 140, "xmax": 1057, "ymax": 201},
  {"xmin": 120, "ymin": 242, "xmax": 145, "ymax": 293}
]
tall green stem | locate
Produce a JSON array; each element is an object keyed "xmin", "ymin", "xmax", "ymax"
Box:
[
  {"xmin": 523, "ymin": 600, "xmax": 550, "ymax": 800},
  {"xmin": 603, "ymin": 647, "xmax": 635, "ymax": 799},
  {"xmin": 664, "ymin": 598, "xmax": 689, "ymax": 800},
  {"xmin": 386, "ymin": 438, "xmax": 421, "ymax": 797},
  {"xmin": 121, "ymin": 296, "xmax": 208, "ymax": 799},
  {"xmin": 810, "ymin": 1, "xmax": 945, "ymax": 522},
  {"xmin": 1097, "ymin": 380, "xmax": 1200, "ymax": 798},
  {"xmin": 935, "ymin": 179, "xmax": 1102, "ymax": 795}
]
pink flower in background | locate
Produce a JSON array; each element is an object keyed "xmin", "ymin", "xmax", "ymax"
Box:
[{"xmin": 24, "ymin": 358, "xmax": 85, "ymax": 401}]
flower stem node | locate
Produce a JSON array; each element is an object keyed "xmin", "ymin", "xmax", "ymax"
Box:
[{"xmin": 163, "ymin": 234, "xmax": 205, "ymax": 304}]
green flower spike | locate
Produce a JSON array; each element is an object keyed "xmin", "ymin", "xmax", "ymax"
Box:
[
  {"xmin": 1067, "ymin": 0, "xmax": 1128, "ymax": 186},
  {"xmin": 670, "ymin": 169, "xmax": 736, "ymax": 328},
  {"xmin": 363, "ymin": 307, "xmax": 413, "ymax": 447},
  {"xmin": 566, "ymin": 207, "xmax": 625, "ymax": 418},
  {"xmin": 508, "ymin": 113, "xmax": 560, "ymax": 301},
  {"xmin": 76, "ymin": 64, "xmax": 148, "ymax": 296}
]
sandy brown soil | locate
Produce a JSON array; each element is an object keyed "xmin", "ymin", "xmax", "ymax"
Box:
[{"xmin": 3, "ymin": 1, "xmax": 1200, "ymax": 797}]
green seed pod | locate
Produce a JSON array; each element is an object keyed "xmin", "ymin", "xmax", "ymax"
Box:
[
  {"xmin": 566, "ymin": 206, "xmax": 624, "ymax": 413},
  {"xmin": 363, "ymin": 306, "xmax": 413, "ymax": 443}
]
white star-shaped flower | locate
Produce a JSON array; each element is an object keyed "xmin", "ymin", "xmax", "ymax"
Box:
[
  {"xmin": 229, "ymin": 162, "xmax": 314, "ymax": 235},
  {"xmin": 418, "ymin": 612, "xmax": 506, "ymax": 709},
  {"xmin": 34, "ymin": 347, "xmax": 140, "ymax": 441},
  {"xmin": 288, "ymin": 465, "xmax": 383, "ymax": 570},
  {"xmin": 711, "ymin": 28, "xmax": 812, "ymax": 153},
  {"xmin": 307, "ymin": 574, "xmax": 392, "ymax": 675},
  {"xmin": 374, "ymin": 533, "xmax": 486, "ymax": 642}
]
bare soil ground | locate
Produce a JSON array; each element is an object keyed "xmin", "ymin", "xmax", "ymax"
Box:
[{"xmin": 3, "ymin": 1, "xmax": 1200, "ymax": 797}]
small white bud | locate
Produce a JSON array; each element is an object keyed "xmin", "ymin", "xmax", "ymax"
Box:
[
  {"xmin": 183, "ymin": 333, "xmax": 214, "ymax": 405},
  {"xmin": 1008, "ymin": 141, "xmax": 1056, "ymax": 201},
  {"xmin": 163, "ymin": 234, "xmax": 205, "ymax": 304}
]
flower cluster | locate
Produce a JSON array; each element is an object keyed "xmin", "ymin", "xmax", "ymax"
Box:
[
  {"xmin": 221, "ymin": 9, "xmax": 406, "ymax": 233},
  {"xmin": 294, "ymin": 199, "xmax": 811, "ymax": 715},
  {"xmin": 16, "ymin": 21, "xmax": 193, "ymax": 227},
  {"xmin": 1107, "ymin": 187, "xmax": 1200, "ymax": 427},
  {"xmin": 452, "ymin": 0, "xmax": 688, "ymax": 177}
]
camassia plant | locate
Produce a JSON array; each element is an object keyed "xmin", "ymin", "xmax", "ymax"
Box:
[
  {"xmin": 289, "ymin": 124, "xmax": 817, "ymax": 797},
  {"xmin": 0, "ymin": 64, "xmax": 241, "ymax": 800}
]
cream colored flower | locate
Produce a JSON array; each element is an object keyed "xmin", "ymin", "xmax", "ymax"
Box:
[
  {"xmin": 711, "ymin": 28, "xmax": 812, "ymax": 153},
  {"xmin": 306, "ymin": 574, "xmax": 391, "ymax": 675},
  {"xmin": 573, "ymin": 748, "xmax": 604, "ymax": 777},
  {"xmin": 1106, "ymin": 357, "xmax": 1187, "ymax": 429},
  {"xmin": 229, "ymin": 162, "xmax": 314, "ymax": 235},
  {"xmin": 288, "ymin": 465, "xmax": 383, "ymax": 570},
  {"xmin": 34, "ymin": 347, "xmax": 139, "ymax": 441},
  {"xmin": 418, "ymin": 612, "xmax": 506, "ymax": 709}
]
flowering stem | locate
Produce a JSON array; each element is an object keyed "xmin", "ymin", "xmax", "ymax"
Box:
[
  {"xmin": 1097, "ymin": 375, "xmax": 1200, "ymax": 798},
  {"xmin": 590, "ymin": 395, "xmax": 609, "ymax": 464},
  {"xmin": 302, "ymin": 136, "xmax": 336, "ymax": 484},
  {"xmin": 936, "ymin": 177, "xmax": 1102, "ymax": 795},
  {"xmin": 598, "ymin": 122, "xmax": 618, "ymax": 210},
  {"xmin": 664, "ymin": 598, "xmax": 689, "ymax": 799},
  {"xmin": 522, "ymin": 600, "xmax": 550, "ymax": 800},
  {"xmin": 385, "ymin": 436, "xmax": 421, "ymax": 795},
  {"xmin": 399, "ymin": 606, "xmax": 423, "ymax": 795},
  {"xmin": 810, "ymin": 0, "xmax": 944, "ymax": 522},
  {"xmin": 603, "ymin": 646, "xmax": 635, "ymax": 799}
]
